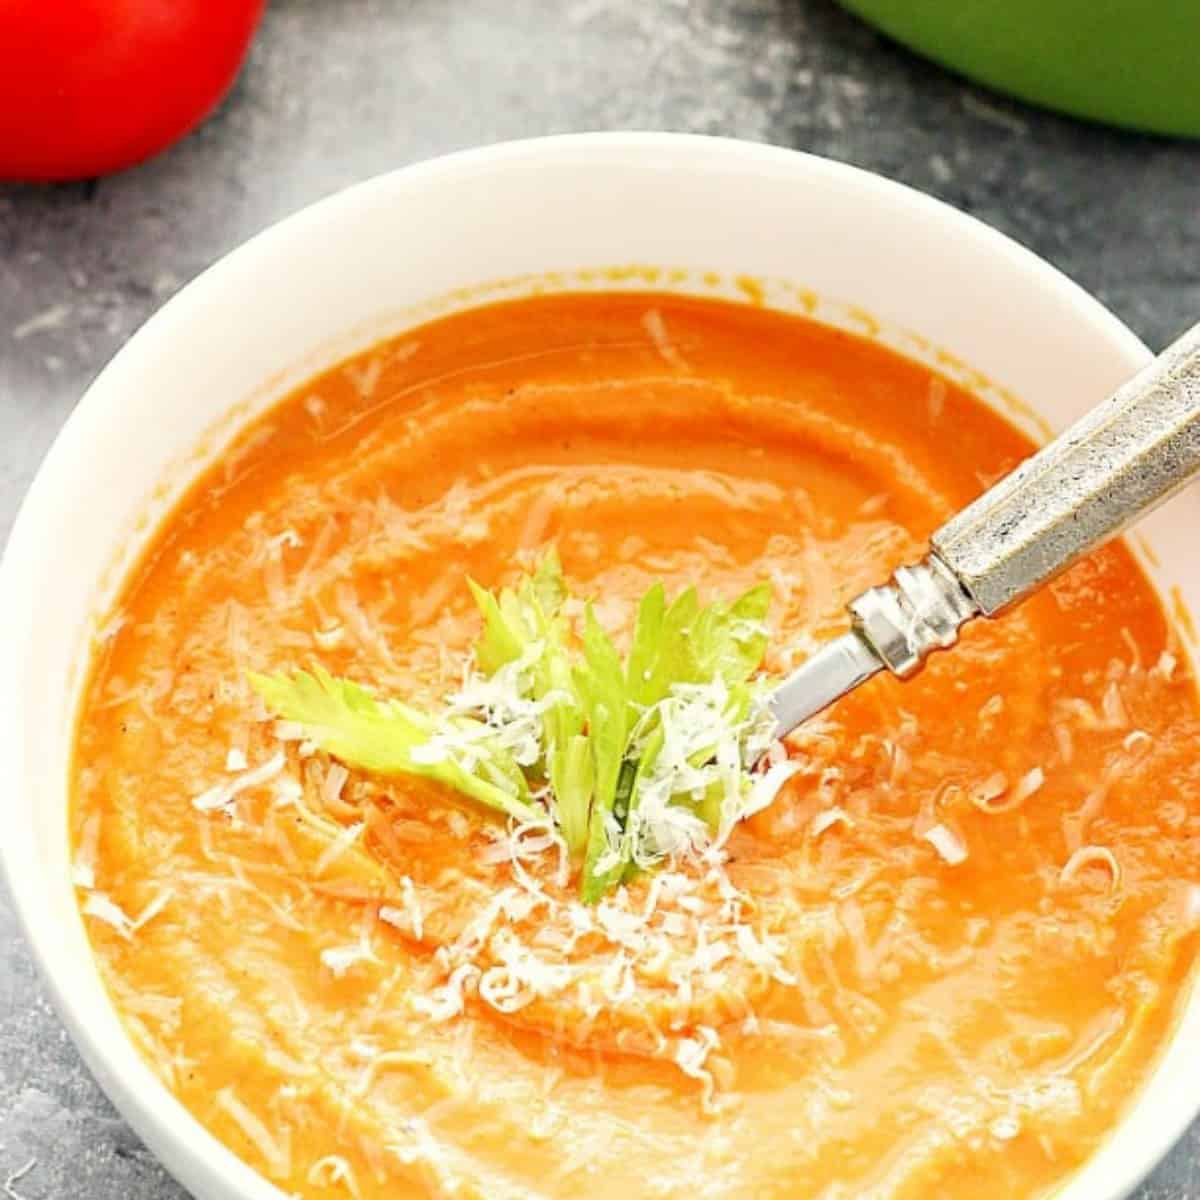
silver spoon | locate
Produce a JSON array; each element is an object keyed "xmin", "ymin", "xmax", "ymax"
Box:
[{"xmin": 769, "ymin": 320, "xmax": 1200, "ymax": 738}]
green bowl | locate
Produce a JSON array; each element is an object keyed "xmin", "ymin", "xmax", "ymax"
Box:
[{"xmin": 838, "ymin": 0, "xmax": 1200, "ymax": 137}]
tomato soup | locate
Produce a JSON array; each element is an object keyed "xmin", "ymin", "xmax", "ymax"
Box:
[{"xmin": 72, "ymin": 294, "xmax": 1200, "ymax": 1199}]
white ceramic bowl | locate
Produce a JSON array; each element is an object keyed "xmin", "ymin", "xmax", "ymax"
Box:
[{"xmin": 1, "ymin": 133, "xmax": 1196, "ymax": 1200}]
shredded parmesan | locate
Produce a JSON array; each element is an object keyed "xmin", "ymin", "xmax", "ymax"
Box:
[
  {"xmin": 478, "ymin": 929, "xmax": 574, "ymax": 1013},
  {"xmin": 927, "ymin": 376, "xmax": 946, "ymax": 421},
  {"xmin": 73, "ymin": 813, "xmax": 101, "ymax": 890},
  {"xmin": 95, "ymin": 612, "xmax": 127, "ymax": 643},
  {"xmin": 1101, "ymin": 681, "xmax": 1129, "ymax": 729},
  {"xmin": 386, "ymin": 1117, "xmax": 462, "ymax": 1193},
  {"xmin": 321, "ymin": 938, "xmax": 377, "ymax": 977},
  {"xmin": 313, "ymin": 822, "xmax": 364, "ymax": 878},
  {"xmin": 132, "ymin": 889, "xmax": 174, "ymax": 932},
  {"xmin": 380, "ymin": 876, "xmax": 426, "ymax": 941},
  {"xmin": 411, "ymin": 963, "xmax": 480, "ymax": 1022},
  {"xmin": 345, "ymin": 356, "xmax": 384, "ymax": 399},
  {"xmin": 193, "ymin": 751, "xmax": 287, "ymax": 815},
  {"xmin": 674, "ymin": 1025, "xmax": 721, "ymax": 1112},
  {"xmin": 1053, "ymin": 723, "xmax": 1075, "ymax": 765},
  {"xmin": 990, "ymin": 1115, "xmax": 1021, "ymax": 1141},
  {"xmin": 1184, "ymin": 884, "xmax": 1200, "ymax": 926},
  {"xmin": 812, "ymin": 807, "xmax": 853, "ymax": 837},
  {"xmin": 1152, "ymin": 650, "xmax": 1178, "ymax": 681},
  {"xmin": 81, "ymin": 883, "xmax": 172, "ymax": 942},
  {"xmin": 839, "ymin": 899, "xmax": 876, "ymax": 981},
  {"xmin": 923, "ymin": 823, "xmax": 968, "ymax": 866},
  {"xmin": 307, "ymin": 1156, "xmax": 362, "ymax": 1199},
  {"xmin": 314, "ymin": 623, "xmax": 345, "ymax": 650},
  {"xmin": 973, "ymin": 767, "xmax": 1043, "ymax": 815},
  {"xmin": 1060, "ymin": 845, "xmax": 1122, "ymax": 892},
  {"xmin": 642, "ymin": 308, "xmax": 689, "ymax": 371},
  {"xmin": 740, "ymin": 758, "xmax": 804, "ymax": 824},
  {"xmin": 82, "ymin": 893, "xmax": 134, "ymax": 938},
  {"xmin": 971, "ymin": 772, "xmax": 1008, "ymax": 805},
  {"xmin": 215, "ymin": 1088, "xmax": 292, "ymax": 1179},
  {"xmin": 322, "ymin": 763, "xmax": 350, "ymax": 807}
]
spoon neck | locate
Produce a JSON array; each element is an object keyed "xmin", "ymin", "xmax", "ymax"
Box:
[{"xmin": 848, "ymin": 553, "xmax": 979, "ymax": 678}]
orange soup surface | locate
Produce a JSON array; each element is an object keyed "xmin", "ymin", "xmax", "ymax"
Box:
[{"xmin": 73, "ymin": 294, "xmax": 1200, "ymax": 1199}]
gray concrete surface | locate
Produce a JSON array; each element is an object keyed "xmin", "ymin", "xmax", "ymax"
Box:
[{"xmin": 2, "ymin": 0, "xmax": 1199, "ymax": 1195}]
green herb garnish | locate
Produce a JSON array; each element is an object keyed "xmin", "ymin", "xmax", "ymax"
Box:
[{"xmin": 250, "ymin": 552, "xmax": 790, "ymax": 901}]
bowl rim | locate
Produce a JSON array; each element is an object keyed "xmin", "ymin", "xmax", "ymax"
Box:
[{"xmin": 0, "ymin": 131, "xmax": 1185, "ymax": 1200}]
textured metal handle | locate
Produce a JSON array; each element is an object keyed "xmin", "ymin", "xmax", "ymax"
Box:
[
  {"xmin": 771, "ymin": 321, "xmax": 1200, "ymax": 734},
  {"xmin": 931, "ymin": 321, "xmax": 1200, "ymax": 615}
]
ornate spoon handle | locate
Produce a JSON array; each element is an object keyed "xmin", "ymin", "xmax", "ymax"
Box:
[{"xmin": 770, "ymin": 321, "xmax": 1200, "ymax": 736}]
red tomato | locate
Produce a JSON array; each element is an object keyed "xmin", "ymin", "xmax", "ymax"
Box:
[{"xmin": 0, "ymin": 0, "xmax": 267, "ymax": 181}]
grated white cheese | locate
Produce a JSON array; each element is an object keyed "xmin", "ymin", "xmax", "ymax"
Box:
[
  {"xmin": 599, "ymin": 950, "xmax": 637, "ymax": 1004},
  {"xmin": 642, "ymin": 308, "xmax": 689, "ymax": 371},
  {"xmin": 971, "ymin": 772, "xmax": 1008, "ymax": 805},
  {"xmin": 215, "ymin": 1088, "xmax": 292, "ymax": 1179},
  {"xmin": 1061, "ymin": 845, "xmax": 1122, "ymax": 892},
  {"xmin": 95, "ymin": 612, "xmax": 127, "ymax": 643},
  {"xmin": 735, "ymin": 924, "xmax": 796, "ymax": 985},
  {"xmin": 1101, "ymin": 681, "xmax": 1129, "ymax": 729},
  {"xmin": 415, "ymin": 641, "xmax": 556, "ymax": 772},
  {"xmin": 811, "ymin": 806, "xmax": 853, "ymax": 838},
  {"xmin": 193, "ymin": 751, "xmax": 287, "ymax": 816},
  {"xmin": 1053, "ymin": 723, "xmax": 1075, "ymax": 765},
  {"xmin": 619, "ymin": 677, "xmax": 777, "ymax": 869},
  {"xmin": 928, "ymin": 376, "xmax": 946, "ymax": 421},
  {"xmin": 82, "ymin": 892, "xmax": 135, "ymax": 938},
  {"xmin": 674, "ymin": 1025, "xmax": 721, "ymax": 1111},
  {"xmin": 477, "ymin": 817, "xmax": 569, "ymax": 888},
  {"xmin": 320, "ymin": 938, "xmax": 377, "ymax": 978},
  {"xmin": 388, "ymin": 830, "xmax": 788, "ymax": 1107},
  {"xmin": 322, "ymin": 763, "xmax": 350, "ymax": 807},
  {"xmin": 1013, "ymin": 766, "xmax": 1046, "ymax": 802},
  {"xmin": 386, "ymin": 1117, "xmax": 462, "ymax": 1193},
  {"xmin": 73, "ymin": 813, "xmax": 101, "ymax": 891},
  {"xmin": 1152, "ymin": 650, "xmax": 1178, "ymax": 682},
  {"xmin": 313, "ymin": 623, "xmax": 345, "ymax": 650},
  {"xmin": 132, "ymin": 889, "xmax": 174, "ymax": 932},
  {"xmin": 411, "ymin": 963, "xmax": 480, "ymax": 1022},
  {"xmin": 478, "ymin": 929, "xmax": 574, "ymax": 1013},
  {"xmin": 739, "ymin": 759, "xmax": 805, "ymax": 825},
  {"xmin": 379, "ymin": 876, "xmax": 426, "ymax": 942},
  {"xmin": 478, "ymin": 830, "xmax": 555, "ymax": 864},
  {"xmin": 266, "ymin": 528, "xmax": 303, "ymax": 553},
  {"xmin": 973, "ymin": 767, "xmax": 1043, "ymax": 815},
  {"xmin": 307, "ymin": 1156, "xmax": 362, "ymax": 1199},
  {"xmin": 313, "ymin": 822, "xmax": 365, "ymax": 878},
  {"xmin": 989, "ymin": 1115, "xmax": 1021, "ymax": 1141},
  {"xmin": 923, "ymin": 823, "xmax": 968, "ymax": 866}
]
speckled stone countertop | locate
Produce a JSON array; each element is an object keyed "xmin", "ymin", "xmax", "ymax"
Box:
[{"xmin": 2, "ymin": 1, "xmax": 1199, "ymax": 1196}]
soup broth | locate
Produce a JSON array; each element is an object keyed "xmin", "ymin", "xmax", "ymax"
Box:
[{"xmin": 73, "ymin": 294, "xmax": 1200, "ymax": 1199}]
